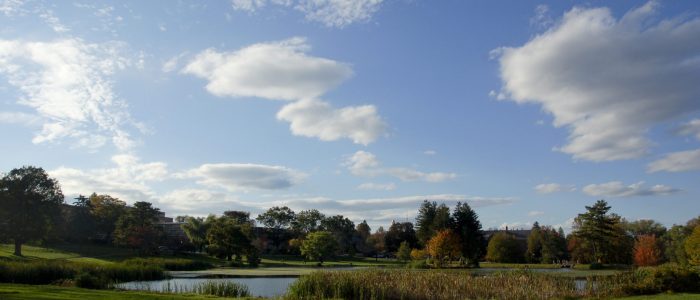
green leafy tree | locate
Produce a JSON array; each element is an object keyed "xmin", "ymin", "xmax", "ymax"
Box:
[
  {"xmin": 397, "ymin": 241, "xmax": 412, "ymax": 262},
  {"xmin": 292, "ymin": 209, "xmax": 325, "ymax": 235},
  {"xmin": 685, "ymin": 225, "xmax": 700, "ymax": 266},
  {"xmin": 384, "ymin": 221, "xmax": 418, "ymax": 252},
  {"xmin": 664, "ymin": 224, "xmax": 691, "ymax": 265},
  {"xmin": 526, "ymin": 222, "xmax": 543, "ymax": 263},
  {"xmin": 539, "ymin": 226, "xmax": 568, "ymax": 263},
  {"xmin": 301, "ymin": 231, "xmax": 337, "ymax": 264},
  {"xmin": 320, "ymin": 215, "xmax": 355, "ymax": 255},
  {"xmin": 207, "ymin": 214, "xmax": 254, "ymax": 261},
  {"xmin": 256, "ymin": 206, "xmax": 296, "ymax": 230},
  {"xmin": 65, "ymin": 195, "xmax": 96, "ymax": 242},
  {"xmin": 486, "ymin": 232, "xmax": 523, "ymax": 263},
  {"xmin": 113, "ymin": 201, "xmax": 164, "ymax": 254},
  {"xmin": 181, "ymin": 216, "xmax": 210, "ymax": 252},
  {"xmin": 354, "ymin": 220, "xmax": 373, "ymax": 255},
  {"xmin": 88, "ymin": 193, "xmax": 127, "ymax": 242},
  {"xmin": 451, "ymin": 202, "xmax": 485, "ymax": 267},
  {"xmin": 0, "ymin": 166, "xmax": 64, "ymax": 256},
  {"xmin": 624, "ymin": 219, "xmax": 667, "ymax": 238}
]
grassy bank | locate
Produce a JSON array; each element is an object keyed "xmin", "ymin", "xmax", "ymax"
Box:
[{"xmin": 0, "ymin": 283, "xmax": 237, "ymax": 300}]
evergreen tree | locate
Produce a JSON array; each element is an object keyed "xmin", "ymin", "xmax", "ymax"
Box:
[{"xmin": 451, "ymin": 202, "xmax": 485, "ymax": 267}]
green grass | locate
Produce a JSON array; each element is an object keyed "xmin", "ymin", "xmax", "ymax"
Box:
[
  {"xmin": 614, "ymin": 294, "xmax": 700, "ymax": 299},
  {"xmin": 0, "ymin": 283, "xmax": 234, "ymax": 299},
  {"xmin": 259, "ymin": 254, "xmax": 403, "ymax": 268}
]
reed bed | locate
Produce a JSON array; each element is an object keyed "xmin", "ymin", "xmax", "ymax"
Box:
[
  {"xmin": 0, "ymin": 260, "xmax": 164, "ymax": 285},
  {"xmin": 154, "ymin": 280, "xmax": 250, "ymax": 297},
  {"xmin": 286, "ymin": 269, "xmax": 585, "ymax": 300}
]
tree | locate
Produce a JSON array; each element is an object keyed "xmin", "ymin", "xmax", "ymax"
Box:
[
  {"xmin": 0, "ymin": 166, "xmax": 64, "ymax": 256},
  {"xmin": 207, "ymin": 215, "xmax": 254, "ymax": 261},
  {"xmin": 354, "ymin": 220, "xmax": 373, "ymax": 255},
  {"xmin": 367, "ymin": 226, "xmax": 386, "ymax": 256},
  {"xmin": 416, "ymin": 200, "xmax": 437, "ymax": 246},
  {"xmin": 539, "ymin": 226, "xmax": 568, "ymax": 263},
  {"xmin": 356, "ymin": 220, "xmax": 371, "ymax": 241},
  {"xmin": 301, "ymin": 231, "xmax": 337, "ymax": 264},
  {"xmin": 384, "ymin": 221, "xmax": 418, "ymax": 252},
  {"xmin": 486, "ymin": 232, "xmax": 523, "ymax": 263},
  {"xmin": 573, "ymin": 200, "xmax": 633, "ymax": 263},
  {"xmin": 181, "ymin": 216, "xmax": 210, "ymax": 252},
  {"xmin": 88, "ymin": 193, "xmax": 127, "ymax": 242},
  {"xmin": 65, "ymin": 195, "xmax": 96, "ymax": 242},
  {"xmin": 634, "ymin": 234, "xmax": 662, "ymax": 266},
  {"xmin": 320, "ymin": 215, "xmax": 355, "ymax": 254},
  {"xmin": 426, "ymin": 229, "xmax": 461, "ymax": 267},
  {"xmin": 397, "ymin": 241, "xmax": 412, "ymax": 262},
  {"xmin": 451, "ymin": 202, "xmax": 485, "ymax": 267},
  {"xmin": 685, "ymin": 226, "xmax": 700, "ymax": 266},
  {"xmin": 624, "ymin": 219, "xmax": 666, "ymax": 238},
  {"xmin": 223, "ymin": 211, "xmax": 253, "ymax": 225},
  {"xmin": 256, "ymin": 206, "xmax": 295, "ymax": 230},
  {"xmin": 526, "ymin": 222, "xmax": 543, "ymax": 263},
  {"xmin": 113, "ymin": 202, "xmax": 164, "ymax": 254},
  {"xmin": 292, "ymin": 209, "xmax": 325, "ymax": 235},
  {"xmin": 664, "ymin": 225, "xmax": 691, "ymax": 265}
]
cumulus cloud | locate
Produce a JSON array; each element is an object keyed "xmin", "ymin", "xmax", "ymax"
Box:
[
  {"xmin": 0, "ymin": 38, "xmax": 139, "ymax": 151},
  {"xmin": 276, "ymin": 99, "xmax": 386, "ymax": 145},
  {"xmin": 344, "ymin": 150, "xmax": 457, "ymax": 182},
  {"xmin": 678, "ymin": 119, "xmax": 700, "ymax": 141},
  {"xmin": 357, "ymin": 182, "xmax": 395, "ymax": 191},
  {"xmin": 183, "ymin": 37, "xmax": 352, "ymax": 101},
  {"xmin": 50, "ymin": 154, "xmax": 168, "ymax": 203},
  {"xmin": 582, "ymin": 181, "xmax": 680, "ymax": 197},
  {"xmin": 494, "ymin": 2, "xmax": 700, "ymax": 162},
  {"xmin": 231, "ymin": 0, "xmax": 383, "ymax": 28},
  {"xmin": 534, "ymin": 183, "xmax": 575, "ymax": 194},
  {"xmin": 647, "ymin": 149, "xmax": 700, "ymax": 173},
  {"xmin": 178, "ymin": 163, "xmax": 307, "ymax": 192}
]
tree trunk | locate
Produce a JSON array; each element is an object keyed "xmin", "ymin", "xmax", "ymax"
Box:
[{"xmin": 14, "ymin": 240, "xmax": 22, "ymax": 256}]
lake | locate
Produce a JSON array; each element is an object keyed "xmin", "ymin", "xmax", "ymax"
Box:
[{"xmin": 115, "ymin": 277, "xmax": 298, "ymax": 298}]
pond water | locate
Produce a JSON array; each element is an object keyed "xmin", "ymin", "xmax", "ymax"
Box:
[{"xmin": 115, "ymin": 277, "xmax": 298, "ymax": 298}]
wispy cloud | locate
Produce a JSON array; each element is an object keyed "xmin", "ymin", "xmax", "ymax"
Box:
[
  {"xmin": 344, "ymin": 151, "xmax": 457, "ymax": 182},
  {"xmin": 582, "ymin": 181, "xmax": 681, "ymax": 197},
  {"xmin": 231, "ymin": 0, "xmax": 383, "ymax": 28},
  {"xmin": 534, "ymin": 183, "xmax": 575, "ymax": 194}
]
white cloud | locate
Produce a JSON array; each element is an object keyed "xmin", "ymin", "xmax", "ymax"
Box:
[
  {"xmin": 534, "ymin": 183, "xmax": 575, "ymax": 194},
  {"xmin": 678, "ymin": 119, "xmax": 700, "ymax": 141},
  {"xmin": 344, "ymin": 150, "xmax": 457, "ymax": 182},
  {"xmin": 162, "ymin": 52, "xmax": 188, "ymax": 73},
  {"xmin": 276, "ymin": 99, "xmax": 386, "ymax": 145},
  {"xmin": 183, "ymin": 37, "xmax": 352, "ymax": 101},
  {"xmin": 231, "ymin": 0, "xmax": 382, "ymax": 28},
  {"xmin": 530, "ymin": 4, "xmax": 553, "ymax": 28},
  {"xmin": 50, "ymin": 154, "xmax": 167, "ymax": 204},
  {"xmin": 582, "ymin": 181, "xmax": 680, "ymax": 197},
  {"xmin": 0, "ymin": 0, "xmax": 26, "ymax": 16},
  {"xmin": 357, "ymin": 182, "xmax": 395, "ymax": 191},
  {"xmin": 528, "ymin": 210, "xmax": 544, "ymax": 217},
  {"xmin": 178, "ymin": 163, "xmax": 307, "ymax": 192},
  {"xmin": 0, "ymin": 38, "xmax": 139, "ymax": 151},
  {"xmin": 647, "ymin": 149, "xmax": 700, "ymax": 173},
  {"xmin": 423, "ymin": 150, "xmax": 437, "ymax": 155},
  {"xmin": 0, "ymin": 111, "xmax": 40, "ymax": 125},
  {"xmin": 494, "ymin": 2, "xmax": 700, "ymax": 162},
  {"xmin": 39, "ymin": 9, "xmax": 70, "ymax": 33}
]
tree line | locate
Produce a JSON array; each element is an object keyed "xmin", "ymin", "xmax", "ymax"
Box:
[{"xmin": 1, "ymin": 166, "xmax": 699, "ymax": 268}]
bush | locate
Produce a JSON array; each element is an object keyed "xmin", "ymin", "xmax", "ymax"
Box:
[
  {"xmin": 624, "ymin": 264, "xmax": 700, "ymax": 295},
  {"xmin": 75, "ymin": 272, "xmax": 107, "ymax": 289},
  {"xmin": 589, "ymin": 262, "xmax": 604, "ymax": 270},
  {"xmin": 0, "ymin": 260, "xmax": 165, "ymax": 285},
  {"xmin": 406, "ymin": 260, "xmax": 430, "ymax": 269}
]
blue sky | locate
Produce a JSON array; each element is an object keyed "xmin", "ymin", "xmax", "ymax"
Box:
[{"xmin": 1, "ymin": 0, "xmax": 699, "ymax": 231}]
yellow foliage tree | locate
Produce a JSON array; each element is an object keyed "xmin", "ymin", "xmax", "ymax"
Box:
[
  {"xmin": 685, "ymin": 226, "xmax": 700, "ymax": 266},
  {"xmin": 426, "ymin": 229, "xmax": 461, "ymax": 268}
]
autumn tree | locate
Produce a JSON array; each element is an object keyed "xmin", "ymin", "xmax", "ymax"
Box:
[
  {"xmin": 634, "ymin": 234, "xmax": 662, "ymax": 266},
  {"xmin": 113, "ymin": 201, "xmax": 164, "ymax": 254},
  {"xmin": 685, "ymin": 225, "xmax": 700, "ymax": 266},
  {"xmin": 0, "ymin": 166, "xmax": 64, "ymax": 256},
  {"xmin": 301, "ymin": 231, "xmax": 337, "ymax": 264},
  {"xmin": 426, "ymin": 229, "xmax": 461, "ymax": 268}
]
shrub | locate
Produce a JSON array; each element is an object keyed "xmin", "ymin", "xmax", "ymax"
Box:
[
  {"xmin": 75, "ymin": 272, "xmax": 107, "ymax": 289},
  {"xmin": 589, "ymin": 262, "xmax": 604, "ymax": 270},
  {"xmin": 121, "ymin": 257, "xmax": 212, "ymax": 271},
  {"xmin": 406, "ymin": 260, "xmax": 429, "ymax": 269},
  {"xmin": 0, "ymin": 260, "xmax": 165, "ymax": 285},
  {"xmin": 624, "ymin": 264, "xmax": 700, "ymax": 295}
]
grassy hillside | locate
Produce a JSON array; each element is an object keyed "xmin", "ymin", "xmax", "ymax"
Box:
[{"xmin": 0, "ymin": 284, "xmax": 235, "ymax": 300}]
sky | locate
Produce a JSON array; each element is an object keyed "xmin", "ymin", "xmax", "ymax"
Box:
[{"xmin": 1, "ymin": 0, "xmax": 699, "ymax": 232}]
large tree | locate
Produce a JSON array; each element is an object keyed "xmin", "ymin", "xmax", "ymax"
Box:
[
  {"xmin": 207, "ymin": 214, "xmax": 255, "ymax": 261},
  {"xmin": 301, "ymin": 231, "xmax": 337, "ymax": 264},
  {"xmin": 451, "ymin": 202, "xmax": 484, "ymax": 267},
  {"xmin": 113, "ymin": 201, "xmax": 164, "ymax": 254},
  {"xmin": 486, "ymin": 232, "xmax": 523, "ymax": 263},
  {"xmin": 181, "ymin": 216, "xmax": 210, "ymax": 252},
  {"xmin": 320, "ymin": 215, "xmax": 355, "ymax": 254},
  {"xmin": 88, "ymin": 193, "xmax": 127, "ymax": 242},
  {"xmin": 634, "ymin": 234, "xmax": 662, "ymax": 266},
  {"xmin": 416, "ymin": 200, "xmax": 438, "ymax": 246},
  {"xmin": 686, "ymin": 225, "xmax": 700, "ymax": 266},
  {"xmin": 384, "ymin": 221, "xmax": 418, "ymax": 252},
  {"xmin": 292, "ymin": 209, "xmax": 325, "ymax": 235},
  {"xmin": 0, "ymin": 166, "xmax": 64, "ymax": 256},
  {"xmin": 572, "ymin": 200, "xmax": 632, "ymax": 263},
  {"xmin": 426, "ymin": 229, "xmax": 461, "ymax": 267},
  {"xmin": 257, "ymin": 206, "xmax": 295, "ymax": 230}
]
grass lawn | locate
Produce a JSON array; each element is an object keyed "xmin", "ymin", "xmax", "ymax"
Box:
[
  {"xmin": 0, "ymin": 243, "xmax": 222, "ymax": 266},
  {"xmin": 259, "ymin": 254, "xmax": 403, "ymax": 268},
  {"xmin": 0, "ymin": 284, "xmax": 235, "ymax": 300},
  {"xmin": 614, "ymin": 294, "xmax": 700, "ymax": 299}
]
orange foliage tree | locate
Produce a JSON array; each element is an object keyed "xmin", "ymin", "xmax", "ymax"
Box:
[
  {"xmin": 633, "ymin": 234, "xmax": 662, "ymax": 266},
  {"xmin": 426, "ymin": 229, "xmax": 461, "ymax": 267}
]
